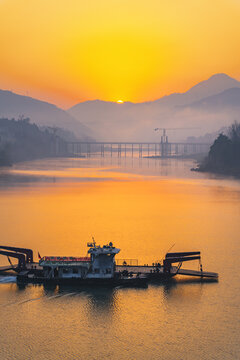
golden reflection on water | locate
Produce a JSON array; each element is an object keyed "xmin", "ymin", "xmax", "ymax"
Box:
[
  {"xmin": 0, "ymin": 158, "xmax": 240, "ymax": 360},
  {"xmin": 0, "ymin": 158, "xmax": 239, "ymax": 269}
]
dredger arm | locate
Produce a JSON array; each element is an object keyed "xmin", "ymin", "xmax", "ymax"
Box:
[
  {"xmin": 0, "ymin": 249, "xmax": 26, "ymax": 272},
  {"xmin": 0, "ymin": 245, "xmax": 33, "ymax": 263},
  {"xmin": 163, "ymin": 251, "xmax": 201, "ymax": 271}
]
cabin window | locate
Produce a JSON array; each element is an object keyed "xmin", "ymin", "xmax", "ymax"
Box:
[
  {"xmin": 94, "ymin": 268, "xmax": 100, "ymax": 274},
  {"xmin": 63, "ymin": 268, "xmax": 69, "ymax": 274},
  {"xmin": 106, "ymin": 268, "xmax": 111, "ymax": 274},
  {"xmin": 73, "ymin": 268, "xmax": 78, "ymax": 274}
]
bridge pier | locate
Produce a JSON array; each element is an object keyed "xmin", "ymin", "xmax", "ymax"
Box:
[
  {"xmin": 139, "ymin": 144, "xmax": 142, "ymax": 158},
  {"xmin": 168, "ymin": 143, "xmax": 171, "ymax": 156},
  {"xmin": 87, "ymin": 143, "xmax": 91, "ymax": 157},
  {"xmin": 175, "ymin": 144, "xmax": 178, "ymax": 156},
  {"xmin": 161, "ymin": 142, "xmax": 166, "ymax": 157},
  {"xmin": 118, "ymin": 144, "xmax": 121, "ymax": 157},
  {"xmin": 101, "ymin": 143, "xmax": 104, "ymax": 157}
]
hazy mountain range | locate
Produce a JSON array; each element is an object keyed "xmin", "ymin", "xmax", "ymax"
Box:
[
  {"xmin": 0, "ymin": 90, "xmax": 92, "ymax": 140},
  {"xmin": 1, "ymin": 73, "xmax": 240, "ymax": 142}
]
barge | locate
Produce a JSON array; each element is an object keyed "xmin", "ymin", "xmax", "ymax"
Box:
[{"xmin": 0, "ymin": 242, "xmax": 218, "ymax": 287}]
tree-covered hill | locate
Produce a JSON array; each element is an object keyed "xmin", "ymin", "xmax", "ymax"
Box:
[
  {"xmin": 0, "ymin": 117, "xmax": 67, "ymax": 166},
  {"xmin": 196, "ymin": 122, "xmax": 240, "ymax": 176},
  {"xmin": 0, "ymin": 89, "xmax": 92, "ymax": 139}
]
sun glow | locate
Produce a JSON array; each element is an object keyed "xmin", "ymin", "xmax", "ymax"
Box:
[
  {"xmin": 0, "ymin": 0, "xmax": 239, "ymax": 107},
  {"xmin": 117, "ymin": 100, "xmax": 124, "ymax": 104}
]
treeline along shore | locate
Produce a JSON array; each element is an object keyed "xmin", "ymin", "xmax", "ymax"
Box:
[
  {"xmin": 194, "ymin": 122, "xmax": 240, "ymax": 177},
  {"xmin": 0, "ymin": 117, "xmax": 68, "ymax": 166}
]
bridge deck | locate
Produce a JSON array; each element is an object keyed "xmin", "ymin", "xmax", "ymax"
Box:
[{"xmin": 68, "ymin": 141, "xmax": 210, "ymax": 146}]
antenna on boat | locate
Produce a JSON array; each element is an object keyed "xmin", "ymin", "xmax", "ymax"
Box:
[
  {"xmin": 159, "ymin": 243, "xmax": 175, "ymax": 263},
  {"xmin": 87, "ymin": 236, "xmax": 96, "ymax": 248},
  {"xmin": 92, "ymin": 236, "xmax": 96, "ymax": 247},
  {"xmin": 166, "ymin": 243, "xmax": 175, "ymax": 255}
]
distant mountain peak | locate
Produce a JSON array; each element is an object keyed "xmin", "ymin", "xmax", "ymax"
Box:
[
  {"xmin": 180, "ymin": 73, "xmax": 240, "ymax": 105},
  {"xmin": 208, "ymin": 73, "xmax": 235, "ymax": 80},
  {"xmin": 188, "ymin": 73, "xmax": 240, "ymax": 92}
]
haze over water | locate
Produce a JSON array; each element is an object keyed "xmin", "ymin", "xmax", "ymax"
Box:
[{"xmin": 0, "ymin": 156, "xmax": 240, "ymax": 360}]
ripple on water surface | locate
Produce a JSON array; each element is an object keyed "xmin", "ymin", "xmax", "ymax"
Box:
[{"xmin": 0, "ymin": 157, "xmax": 239, "ymax": 360}]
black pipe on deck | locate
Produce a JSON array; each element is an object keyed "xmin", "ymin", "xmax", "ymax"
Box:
[
  {"xmin": 166, "ymin": 252, "xmax": 200, "ymax": 258},
  {"xmin": 164, "ymin": 255, "xmax": 201, "ymax": 264},
  {"xmin": 0, "ymin": 246, "xmax": 33, "ymax": 263}
]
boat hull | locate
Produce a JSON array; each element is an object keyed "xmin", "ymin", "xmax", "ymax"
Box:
[{"xmin": 16, "ymin": 274, "xmax": 148, "ymax": 288}]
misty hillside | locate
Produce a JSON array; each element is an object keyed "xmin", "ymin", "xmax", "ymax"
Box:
[
  {"xmin": 0, "ymin": 90, "xmax": 92, "ymax": 139},
  {"xmin": 1, "ymin": 74, "xmax": 239, "ymax": 143},
  {"xmin": 154, "ymin": 73, "xmax": 240, "ymax": 108},
  {"xmin": 0, "ymin": 117, "xmax": 67, "ymax": 165},
  {"xmin": 180, "ymin": 88, "xmax": 240, "ymax": 111},
  {"xmin": 68, "ymin": 74, "xmax": 240, "ymax": 142}
]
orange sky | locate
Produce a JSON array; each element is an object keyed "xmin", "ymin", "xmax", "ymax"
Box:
[{"xmin": 0, "ymin": 0, "xmax": 240, "ymax": 108}]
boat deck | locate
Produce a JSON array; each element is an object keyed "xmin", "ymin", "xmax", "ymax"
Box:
[
  {"xmin": 116, "ymin": 265, "xmax": 168, "ymax": 274},
  {"xmin": 116, "ymin": 265, "xmax": 218, "ymax": 279}
]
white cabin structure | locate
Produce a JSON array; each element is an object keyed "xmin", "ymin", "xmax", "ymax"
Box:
[{"xmin": 39, "ymin": 241, "xmax": 120, "ymax": 280}]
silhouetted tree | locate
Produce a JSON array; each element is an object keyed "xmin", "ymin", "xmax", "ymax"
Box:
[
  {"xmin": 198, "ymin": 121, "xmax": 240, "ymax": 175},
  {"xmin": 228, "ymin": 121, "xmax": 240, "ymax": 167},
  {"xmin": 229, "ymin": 121, "xmax": 240, "ymax": 142}
]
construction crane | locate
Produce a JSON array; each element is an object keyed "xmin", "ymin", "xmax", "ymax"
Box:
[{"xmin": 154, "ymin": 127, "xmax": 199, "ymax": 143}]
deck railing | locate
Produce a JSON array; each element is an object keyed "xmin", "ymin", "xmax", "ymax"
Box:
[{"xmin": 115, "ymin": 259, "xmax": 138, "ymax": 266}]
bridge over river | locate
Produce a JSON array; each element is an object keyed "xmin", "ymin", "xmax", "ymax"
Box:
[{"xmin": 61, "ymin": 141, "xmax": 210, "ymax": 158}]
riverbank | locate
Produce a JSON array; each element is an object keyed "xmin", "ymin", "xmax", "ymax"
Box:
[
  {"xmin": 0, "ymin": 117, "xmax": 67, "ymax": 167},
  {"xmin": 194, "ymin": 123, "xmax": 240, "ymax": 179},
  {"xmin": 192, "ymin": 165, "xmax": 240, "ymax": 179}
]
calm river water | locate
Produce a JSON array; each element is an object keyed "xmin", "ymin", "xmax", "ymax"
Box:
[{"xmin": 0, "ymin": 156, "xmax": 239, "ymax": 360}]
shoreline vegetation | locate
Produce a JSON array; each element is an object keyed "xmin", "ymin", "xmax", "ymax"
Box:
[
  {"xmin": 0, "ymin": 117, "xmax": 68, "ymax": 167},
  {"xmin": 1, "ymin": 116, "xmax": 240, "ymax": 180},
  {"xmin": 193, "ymin": 122, "xmax": 240, "ymax": 178}
]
